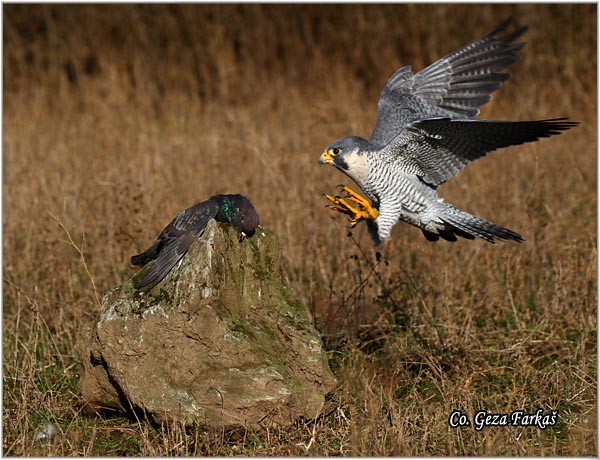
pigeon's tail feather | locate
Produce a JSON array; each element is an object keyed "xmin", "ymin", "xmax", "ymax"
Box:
[
  {"xmin": 440, "ymin": 207, "xmax": 523, "ymax": 244},
  {"xmin": 133, "ymin": 242, "xmax": 185, "ymax": 293},
  {"xmin": 130, "ymin": 242, "xmax": 160, "ymax": 266}
]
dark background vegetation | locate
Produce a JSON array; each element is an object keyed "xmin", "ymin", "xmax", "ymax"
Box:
[{"xmin": 3, "ymin": 3, "xmax": 596, "ymax": 455}]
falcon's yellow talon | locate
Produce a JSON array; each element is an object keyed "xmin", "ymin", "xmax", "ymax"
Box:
[
  {"xmin": 323, "ymin": 186, "xmax": 379, "ymax": 225},
  {"xmin": 324, "ymin": 194, "xmax": 338, "ymax": 204},
  {"xmin": 339, "ymin": 186, "xmax": 378, "ymax": 218}
]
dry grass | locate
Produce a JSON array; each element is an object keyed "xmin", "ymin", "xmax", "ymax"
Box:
[{"xmin": 3, "ymin": 3, "xmax": 597, "ymax": 456}]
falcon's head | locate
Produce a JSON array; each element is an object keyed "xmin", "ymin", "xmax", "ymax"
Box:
[{"xmin": 319, "ymin": 136, "xmax": 372, "ymax": 182}]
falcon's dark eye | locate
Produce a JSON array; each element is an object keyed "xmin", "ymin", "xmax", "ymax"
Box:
[{"xmin": 331, "ymin": 148, "xmax": 341, "ymax": 156}]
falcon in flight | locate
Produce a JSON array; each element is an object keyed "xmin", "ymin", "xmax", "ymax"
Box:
[
  {"xmin": 318, "ymin": 18, "xmax": 578, "ymax": 245},
  {"xmin": 131, "ymin": 194, "xmax": 259, "ymax": 292}
]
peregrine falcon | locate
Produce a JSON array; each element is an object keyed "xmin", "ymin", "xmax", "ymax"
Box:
[
  {"xmin": 131, "ymin": 194, "xmax": 259, "ymax": 292},
  {"xmin": 318, "ymin": 18, "xmax": 578, "ymax": 245}
]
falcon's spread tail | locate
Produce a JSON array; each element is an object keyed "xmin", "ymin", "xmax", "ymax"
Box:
[{"xmin": 431, "ymin": 206, "xmax": 523, "ymax": 244}]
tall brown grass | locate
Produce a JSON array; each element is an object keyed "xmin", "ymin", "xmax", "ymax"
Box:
[{"xmin": 3, "ymin": 4, "xmax": 596, "ymax": 455}]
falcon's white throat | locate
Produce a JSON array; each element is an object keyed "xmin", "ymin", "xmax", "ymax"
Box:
[{"xmin": 338, "ymin": 147, "xmax": 370, "ymax": 185}]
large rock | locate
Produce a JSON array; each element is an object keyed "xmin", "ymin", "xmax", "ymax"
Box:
[{"xmin": 78, "ymin": 220, "xmax": 336, "ymax": 429}]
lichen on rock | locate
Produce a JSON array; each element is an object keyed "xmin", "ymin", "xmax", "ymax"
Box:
[{"xmin": 78, "ymin": 220, "xmax": 336, "ymax": 429}]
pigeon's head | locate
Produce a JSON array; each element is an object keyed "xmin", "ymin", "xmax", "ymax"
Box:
[{"xmin": 214, "ymin": 194, "xmax": 259, "ymax": 241}]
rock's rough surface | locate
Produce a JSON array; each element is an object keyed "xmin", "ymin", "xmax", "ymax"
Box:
[{"xmin": 79, "ymin": 220, "xmax": 335, "ymax": 429}]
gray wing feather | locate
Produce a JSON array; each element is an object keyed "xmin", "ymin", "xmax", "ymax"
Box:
[
  {"xmin": 134, "ymin": 230, "xmax": 199, "ymax": 292},
  {"xmin": 134, "ymin": 200, "xmax": 220, "ymax": 292},
  {"xmin": 159, "ymin": 199, "xmax": 220, "ymax": 238},
  {"xmin": 387, "ymin": 117, "xmax": 578, "ymax": 187},
  {"xmin": 369, "ymin": 18, "xmax": 527, "ymax": 147}
]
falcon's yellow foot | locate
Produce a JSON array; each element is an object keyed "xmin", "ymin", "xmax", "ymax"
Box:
[
  {"xmin": 324, "ymin": 194, "xmax": 363, "ymax": 227},
  {"xmin": 324, "ymin": 186, "xmax": 379, "ymax": 227},
  {"xmin": 338, "ymin": 186, "xmax": 379, "ymax": 220}
]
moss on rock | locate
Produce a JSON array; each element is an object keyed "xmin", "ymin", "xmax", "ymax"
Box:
[{"xmin": 78, "ymin": 220, "xmax": 335, "ymax": 429}]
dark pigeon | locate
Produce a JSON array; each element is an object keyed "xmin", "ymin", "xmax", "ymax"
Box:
[{"xmin": 131, "ymin": 194, "xmax": 259, "ymax": 292}]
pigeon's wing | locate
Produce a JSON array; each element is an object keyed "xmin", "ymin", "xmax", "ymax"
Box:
[
  {"xmin": 369, "ymin": 18, "xmax": 527, "ymax": 147},
  {"xmin": 158, "ymin": 199, "xmax": 221, "ymax": 239},
  {"xmin": 134, "ymin": 230, "xmax": 200, "ymax": 292},
  {"xmin": 134, "ymin": 199, "xmax": 220, "ymax": 292},
  {"xmin": 386, "ymin": 117, "xmax": 578, "ymax": 187}
]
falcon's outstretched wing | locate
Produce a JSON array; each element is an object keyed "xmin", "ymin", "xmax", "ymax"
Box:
[
  {"xmin": 369, "ymin": 18, "xmax": 527, "ymax": 148},
  {"xmin": 385, "ymin": 117, "xmax": 579, "ymax": 187}
]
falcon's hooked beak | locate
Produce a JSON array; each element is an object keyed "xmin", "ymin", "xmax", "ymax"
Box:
[{"xmin": 319, "ymin": 150, "xmax": 334, "ymax": 165}]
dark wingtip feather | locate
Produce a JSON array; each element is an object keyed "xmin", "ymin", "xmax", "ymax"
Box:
[
  {"xmin": 537, "ymin": 118, "xmax": 580, "ymax": 135},
  {"xmin": 486, "ymin": 17, "xmax": 528, "ymax": 44},
  {"xmin": 485, "ymin": 17, "xmax": 514, "ymax": 36},
  {"xmin": 544, "ymin": 117, "xmax": 580, "ymax": 126}
]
